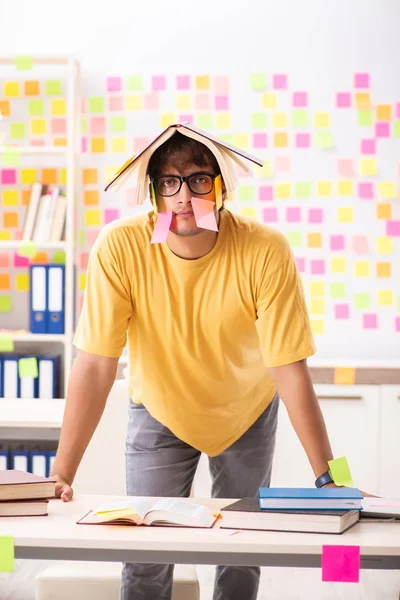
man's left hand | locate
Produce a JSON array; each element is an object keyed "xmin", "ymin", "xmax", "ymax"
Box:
[{"xmin": 323, "ymin": 482, "xmax": 378, "ymax": 498}]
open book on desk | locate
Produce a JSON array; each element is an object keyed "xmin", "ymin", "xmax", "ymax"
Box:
[{"xmin": 77, "ymin": 498, "xmax": 218, "ymax": 528}]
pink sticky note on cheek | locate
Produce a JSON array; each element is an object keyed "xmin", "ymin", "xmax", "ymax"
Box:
[
  {"xmin": 322, "ymin": 545, "xmax": 360, "ymax": 583},
  {"xmin": 151, "ymin": 212, "xmax": 173, "ymax": 244},
  {"xmin": 191, "ymin": 197, "xmax": 218, "ymax": 232}
]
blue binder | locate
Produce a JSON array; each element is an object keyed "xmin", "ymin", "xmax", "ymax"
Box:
[
  {"xmin": 38, "ymin": 356, "xmax": 60, "ymax": 399},
  {"xmin": 2, "ymin": 356, "xmax": 20, "ymax": 398},
  {"xmin": 11, "ymin": 450, "xmax": 29, "ymax": 472},
  {"xmin": 46, "ymin": 264, "xmax": 65, "ymax": 334},
  {"xmin": 0, "ymin": 356, "xmax": 3, "ymax": 397},
  {"xmin": 46, "ymin": 451, "xmax": 56, "ymax": 478},
  {"xmin": 0, "ymin": 449, "xmax": 9, "ymax": 470},
  {"xmin": 30, "ymin": 451, "xmax": 48, "ymax": 476},
  {"xmin": 30, "ymin": 264, "xmax": 48, "ymax": 334},
  {"xmin": 19, "ymin": 355, "xmax": 39, "ymax": 399}
]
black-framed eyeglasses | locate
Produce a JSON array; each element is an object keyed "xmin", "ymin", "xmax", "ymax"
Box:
[{"xmin": 151, "ymin": 172, "xmax": 218, "ymax": 197}]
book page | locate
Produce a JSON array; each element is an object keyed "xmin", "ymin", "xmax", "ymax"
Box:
[
  {"xmin": 147, "ymin": 499, "xmax": 215, "ymax": 527},
  {"xmin": 95, "ymin": 498, "xmax": 155, "ymax": 520}
]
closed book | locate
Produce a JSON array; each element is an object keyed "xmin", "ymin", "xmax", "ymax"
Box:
[
  {"xmin": 0, "ymin": 470, "xmax": 56, "ymax": 501},
  {"xmin": 0, "ymin": 498, "xmax": 49, "ymax": 517},
  {"xmin": 220, "ymin": 498, "xmax": 359, "ymax": 534},
  {"xmin": 22, "ymin": 183, "xmax": 43, "ymax": 241},
  {"xmin": 49, "ymin": 192, "xmax": 67, "ymax": 242},
  {"xmin": 258, "ymin": 487, "xmax": 363, "ymax": 510}
]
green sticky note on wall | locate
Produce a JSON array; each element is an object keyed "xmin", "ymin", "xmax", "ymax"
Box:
[
  {"xmin": 0, "ymin": 335, "xmax": 14, "ymax": 352},
  {"xmin": 127, "ymin": 75, "xmax": 143, "ymax": 91},
  {"xmin": 328, "ymin": 456, "xmax": 355, "ymax": 487},
  {"xmin": 53, "ymin": 251, "xmax": 66, "ymax": 264},
  {"xmin": 81, "ymin": 116, "xmax": 88, "ymax": 134},
  {"xmin": 355, "ymin": 293, "xmax": 370, "ymax": 309},
  {"xmin": 330, "ymin": 283, "xmax": 346, "ymax": 299},
  {"xmin": 397, "ymin": 296, "xmax": 400, "ymax": 312},
  {"xmin": 218, "ymin": 133, "xmax": 232, "ymax": 144},
  {"xmin": 238, "ymin": 185, "xmax": 255, "ymax": 201},
  {"xmin": 15, "ymin": 55, "xmax": 33, "ymax": 70},
  {"xmin": 80, "ymin": 230, "xmax": 86, "ymax": 247},
  {"xmin": 286, "ymin": 232, "xmax": 302, "ymax": 247},
  {"xmin": 292, "ymin": 109, "xmax": 309, "ymax": 127},
  {"xmin": 252, "ymin": 113, "xmax": 267, "ymax": 129},
  {"xmin": 1, "ymin": 146, "xmax": 21, "ymax": 166},
  {"xmin": 46, "ymin": 80, "xmax": 62, "ymax": 96},
  {"xmin": 358, "ymin": 110, "xmax": 373, "ymax": 126},
  {"xmin": 250, "ymin": 73, "xmax": 267, "ymax": 91},
  {"xmin": 316, "ymin": 132, "xmax": 334, "ymax": 149},
  {"xmin": 18, "ymin": 357, "xmax": 38, "ymax": 379},
  {"xmin": 11, "ymin": 123, "xmax": 26, "ymax": 139},
  {"xmin": 29, "ymin": 99, "xmax": 44, "ymax": 116},
  {"xmin": 0, "ymin": 536, "xmax": 14, "ymax": 572},
  {"xmin": 110, "ymin": 116, "xmax": 127, "ymax": 133},
  {"xmin": 18, "ymin": 242, "xmax": 38, "ymax": 258},
  {"xmin": 196, "ymin": 113, "xmax": 213, "ymax": 129},
  {"xmin": 296, "ymin": 182, "xmax": 312, "ymax": 199},
  {"xmin": 0, "ymin": 296, "xmax": 12, "ymax": 312},
  {"xmin": 393, "ymin": 121, "xmax": 400, "ymax": 138},
  {"xmin": 89, "ymin": 97, "xmax": 105, "ymax": 113}
]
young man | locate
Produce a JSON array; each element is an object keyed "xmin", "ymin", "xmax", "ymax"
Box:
[{"xmin": 52, "ymin": 131, "xmax": 337, "ymax": 600}]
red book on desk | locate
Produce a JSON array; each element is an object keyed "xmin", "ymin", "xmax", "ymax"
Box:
[
  {"xmin": 0, "ymin": 470, "xmax": 56, "ymax": 501},
  {"xmin": 0, "ymin": 498, "xmax": 49, "ymax": 517}
]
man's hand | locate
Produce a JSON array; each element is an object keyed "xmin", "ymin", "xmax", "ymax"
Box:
[
  {"xmin": 53, "ymin": 474, "xmax": 74, "ymax": 502},
  {"xmin": 323, "ymin": 482, "xmax": 378, "ymax": 498}
]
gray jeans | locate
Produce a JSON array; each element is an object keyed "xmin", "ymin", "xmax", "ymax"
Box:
[{"xmin": 120, "ymin": 393, "xmax": 279, "ymax": 600}]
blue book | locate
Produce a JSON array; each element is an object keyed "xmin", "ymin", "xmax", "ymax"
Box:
[{"xmin": 258, "ymin": 487, "xmax": 363, "ymax": 511}]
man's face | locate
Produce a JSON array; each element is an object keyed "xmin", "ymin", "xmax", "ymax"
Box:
[{"xmin": 153, "ymin": 160, "xmax": 218, "ymax": 237}]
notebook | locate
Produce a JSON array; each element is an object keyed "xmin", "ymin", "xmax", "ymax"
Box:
[
  {"xmin": 258, "ymin": 487, "xmax": 363, "ymax": 510},
  {"xmin": 360, "ymin": 498, "xmax": 400, "ymax": 520},
  {"xmin": 77, "ymin": 498, "xmax": 218, "ymax": 528},
  {"xmin": 0, "ymin": 498, "xmax": 49, "ymax": 517},
  {"xmin": 221, "ymin": 498, "xmax": 359, "ymax": 534},
  {"xmin": 0, "ymin": 470, "xmax": 56, "ymax": 501}
]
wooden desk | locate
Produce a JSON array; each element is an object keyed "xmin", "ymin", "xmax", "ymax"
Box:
[{"xmin": 2, "ymin": 495, "xmax": 400, "ymax": 569}]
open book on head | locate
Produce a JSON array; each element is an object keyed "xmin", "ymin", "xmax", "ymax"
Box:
[{"xmin": 77, "ymin": 498, "xmax": 219, "ymax": 528}]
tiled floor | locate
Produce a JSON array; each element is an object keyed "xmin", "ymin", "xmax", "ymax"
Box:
[{"xmin": 1, "ymin": 559, "xmax": 400, "ymax": 600}]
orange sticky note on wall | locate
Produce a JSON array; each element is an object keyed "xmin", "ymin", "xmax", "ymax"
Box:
[
  {"xmin": 334, "ymin": 368, "xmax": 356, "ymax": 385},
  {"xmin": 82, "ymin": 169, "xmax": 98, "ymax": 184},
  {"xmin": 0, "ymin": 274, "xmax": 11, "ymax": 291},
  {"xmin": 0, "ymin": 100, "xmax": 11, "ymax": 116},
  {"xmin": 24, "ymin": 80, "xmax": 40, "ymax": 96},
  {"xmin": 32, "ymin": 251, "xmax": 49, "ymax": 264},
  {"xmin": 41, "ymin": 169, "xmax": 58, "ymax": 185},
  {"xmin": 84, "ymin": 190, "xmax": 100, "ymax": 205}
]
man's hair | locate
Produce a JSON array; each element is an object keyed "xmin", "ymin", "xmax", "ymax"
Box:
[{"xmin": 147, "ymin": 132, "xmax": 221, "ymax": 178}]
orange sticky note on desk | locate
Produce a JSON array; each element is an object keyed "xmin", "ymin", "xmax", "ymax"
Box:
[{"xmin": 334, "ymin": 367, "xmax": 355, "ymax": 385}]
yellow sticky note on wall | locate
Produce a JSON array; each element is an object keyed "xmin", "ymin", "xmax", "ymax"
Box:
[
  {"xmin": 21, "ymin": 168, "xmax": 37, "ymax": 184},
  {"xmin": 51, "ymin": 99, "xmax": 67, "ymax": 116},
  {"xmin": 125, "ymin": 95, "xmax": 142, "ymax": 110},
  {"xmin": 337, "ymin": 207, "xmax": 353, "ymax": 223},
  {"xmin": 310, "ymin": 319, "xmax": 324, "ymax": 335},
  {"xmin": 377, "ymin": 236, "xmax": 393, "ymax": 255},
  {"xmin": 111, "ymin": 137, "xmax": 127, "ymax": 153},
  {"xmin": 317, "ymin": 181, "xmax": 332, "ymax": 196},
  {"xmin": 272, "ymin": 112, "xmax": 287, "ymax": 128},
  {"xmin": 310, "ymin": 299, "xmax": 325, "ymax": 315},
  {"xmin": 215, "ymin": 113, "xmax": 231, "ymax": 129},
  {"xmin": 0, "ymin": 335, "xmax": 14, "ymax": 352},
  {"xmin": 255, "ymin": 161, "xmax": 272, "ymax": 178},
  {"xmin": 377, "ymin": 182, "xmax": 396, "ymax": 199},
  {"xmin": 176, "ymin": 94, "xmax": 191, "ymax": 110},
  {"xmin": 160, "ymin": 113, "xmax": 175, "ymax": 128},
  {"xmin": 334, "ymin": 368, "xmax": 355, "ymax": 385},
  {"xmin": 276, "ymin": 183, "xmax": 291, "ymax": 199},
  {"xmin": 16, "ymin": 274, "xmax": 29, "ymax": 292},
  {"xmin": 355, "ymin": 261, "xmax": 370, "ymax": 277},
  {"xmin": 85, "ymin": 209, "xmax": 101, "ymax": 226},
  {"xmin": 4, "ymin": 81, "xmax": 20, "ymax": 97},
  {"xmin": 31, "ymin": 119, "xmax": 47, "ymax": 135},
  {"xmin": 338, "ymin": 180, "xmax": 353, "ymax": 196},
  {"xmin": 0, "ymin": 536, "xmax": 14, "ymax": 572},
  {"xmin": 310, "ymin": 281, "xmax": 325, "ymax": 297},
  {"xmin": 262, "ymin": 93, "xmax": 277, "ymax": 109},
  {"xmin": 240, "ymin": 207, "xmax": 257, "ymax": 219},
  {"xmin": 79, "ymin": 274, "xmax": 86, "ymax": 291},
  {"xmin": 378, "ymin": 290, "xmax": 393, "ymax": 306},
  {"xmin": 331, "ymin": 258, "xmax": 347, "ymax": 274},
  {"xmin": 314, "ymin": 112, "xmax": 330, "ymax": 129},
  {"xmin": 233, "ymin": 133, "xmax": 249, "ymax": 149},
  {"xmin": 360, "ymin": 158, "xmax": 378, "ymax": 176},
  {"xmin": 328, "ymin": 456, "xmax": 355, "ymax": 487}
]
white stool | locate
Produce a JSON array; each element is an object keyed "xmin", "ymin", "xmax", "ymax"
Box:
[{"xmin": 35, "ymin": 561, "xmax": 200, "ymax": 600}]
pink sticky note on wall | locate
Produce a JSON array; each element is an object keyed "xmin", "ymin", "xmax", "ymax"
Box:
[
  {"xmin": 387, "ymin": 220, "xmax": 400, "ymax": 236},
  {"xmin": 176, "ymin": 75, "xmax": 190, "ymax": 90},
  {"xmin": 395, "ymin": 317, "xmax": 400, "ymax": 332},
  {"xmin": 144, "ymin": 93, "xmax": 159, "ymax": 110},
  {"xmin": 178, "ymin": 114, "xmax": 194, "ymax": 125},
  {"xmin": 14, "ymin": 252, "xmax": 30, "ymax": 267},
  {"xmin": 1, "ymin": 169, "xmax": 17, "ymax": 184},
  {"xmin": 51, "ymin": 118, "xmax": 66, "ymax": 135},
  {"xmin": 253, "ymin": 133, "xmax": 268, "ymax": 148},
  {"xmin": 295, "ymin": 257, "xmax": 305, "ymax": 272},
  {"xmin": 336, "ymin": 92, "xmax": 351, "ymax": 108},
  {"xmin": 215, "ymin": 96, "xmax": 229, "ymax": 110},
  {"xmin": 361, "ymin": 139, "xmax": 375, "ymax": 155},
  {"xmin": 273, "ymin": 74, "xmax": 287, "ymax": 89},
  {"xmin": 125, "ymin": 188, "xmax": 136, "ymax": 205},
  {"xmin": 363, "ymin": 313, "xmax": 378, "ymax": 329},
  {"xmin": 107, "ymin": 77, "xmax": 122, "ymax": 92},
  {"xmin": 151, "ymin": 212, "xmax": 172, "ymax": 243},
  {"xmin": 311, "ymin": 260, "xmax": 325, "ymax": 275},
  {"xmin": 352, "ymin": 235, "xmax": 369, "ymax": 253},
  {"xmin": 0, "ymin": 252, "xmax": 9, "ymax": 268},
  {"xmin": 322, "ymin": 546, "xmax": 360, "ymax": 582},
  {"xmin": 308, "ymin": 209, "xmax": 323, "ymax": 224},
  {"xmin": 134, "ymin": 136, "xmax": 150, "ymax": 152},
  {"xmin": 330, "ymin": 235, "xmax": 345, "ymax": 250},
  {"xmin": 195, "ymin": 93, "xmax": 210, "ymax": 110},
  {"xmin": 79, "ymin": 252, "xmax": 89, "ymax": 269},
  {"xmin": 338, "ymin": 159, "xmax": 354, "ymax": 178},
  {"xmin": 214, "ymin": 76, "xmax": 229, "ymax": 94},
  {"xmin": 104, "ymin": 209, "xmax": 120, "ymax": 224},
  {"xmin": 259, "ymin": 186, "xmax": 273, "ymax": 201},
  {"xmin": 295, "ymin": 133, "xmax": 310, "ymax": 148},
  {"xmin": 90, "ymin": 117, "xmax": 106, "ymax": 135},
  {"xmin": 191, "ymin": 197, "xmax": 218, "ymax": 232},
  {"xmin": 396, "ymin": 103, "xmax": 400, "ymax": 119},
  {"xmin": 109, "ymin": 96, "xmax": 124, "ymax": 111},
  {"xmin": 286, "ymin": 207, "xmax": 301, "ymax": 222},
  {"xmin": 292, "ymin": 91, "xmax": 307, "ymax": 107},
  {"xmin": 152, "ymin": 76, "xmax": 166, "ymax": 91},
  {"xmin": 263, "ymin": 207, "xmax": 278, "ymax": 222},
  {"xmin": 375, "ymin": 122, "xmax": 390, "ymax": 138},
  {"xmin": 81, "ymin": 137, "xmax": 87, "ymax": 153},
  {"xmin": 87, "ymin": 229, "xmax": 100, "ymax": 247},
  {"xmin": 335, "ymin": 304, "xmax": 350, "ymax": 319},
  {"xmin": 358, "ymin": 182, "xmax": 374, "ymax": 199},
  {"xmin": 354, "ymin": 73, "xmax": 370, "ymax": 88},
  {"xmin": 275, "ymin": 156, "xmax": 290, "ymax": 171}
]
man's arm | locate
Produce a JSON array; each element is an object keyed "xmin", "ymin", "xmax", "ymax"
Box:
[
  {"xmin": 51, "ymin": 350, "xmax": 118, "ymax": 499},
  {"xmin": 268, "ymin": 359, "xmax": 333, "ymax": 479}
]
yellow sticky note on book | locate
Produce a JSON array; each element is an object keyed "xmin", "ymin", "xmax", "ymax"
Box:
[
  {"xmin": 334, "ymin": 368, "xmax": 355, "ymax": 385},
  {"xmin": 328, "ymin": 456, "xmax": 355, "ymax": 487},
  {"xmin": 0, "ymin": 536, "xmax": 14, "ymax": 572}
]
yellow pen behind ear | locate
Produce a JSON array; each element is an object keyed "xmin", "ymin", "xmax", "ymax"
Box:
[
  {"xmin": 150, "ymin": 181, "xmax": 158, "ymax": 213},
  {"xmin": 215, "ymin": 175, "xmax": 223, "ymax": 210}
]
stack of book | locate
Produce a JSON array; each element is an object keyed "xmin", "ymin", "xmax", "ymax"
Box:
[
  {"xmin": 22, "ymin": 183, "xmax": 67, "ymax": 243},
  {"xmin": 220, "ymin": 487, "xmax": 363, "ymax": 534},
  {"xmin": 0, "ymin": 469, "xmax": 56, "ymax": 517}
]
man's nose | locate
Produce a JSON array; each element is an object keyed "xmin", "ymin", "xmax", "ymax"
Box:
[{"xmin": 176, "ymin": 181, "xmax": 192, "ymax": 203}]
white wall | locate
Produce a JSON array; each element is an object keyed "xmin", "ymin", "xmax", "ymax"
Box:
[{"xmin": 1, "ymin": 0, "xmax": 399, "ymax": 362}]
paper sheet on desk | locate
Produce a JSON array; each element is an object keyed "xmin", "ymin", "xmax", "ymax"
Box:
[{"xmin": 361, "ymin": 498, "xmax": 400, "ymax": 519}]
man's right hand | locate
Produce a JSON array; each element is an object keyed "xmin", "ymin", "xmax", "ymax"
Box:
[{"xmin": 53, "ymin": 474, "xmax": 74, "ymax": 502}]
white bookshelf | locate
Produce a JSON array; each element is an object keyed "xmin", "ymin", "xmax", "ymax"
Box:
[{"xmin": 0, "ymin": 56, "xmax": 80, "ymax": 415}]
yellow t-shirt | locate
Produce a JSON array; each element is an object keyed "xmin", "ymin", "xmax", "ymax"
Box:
[{"xmin": 73, "ymin": 208, "xmax": 316, "ymax": 456}]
